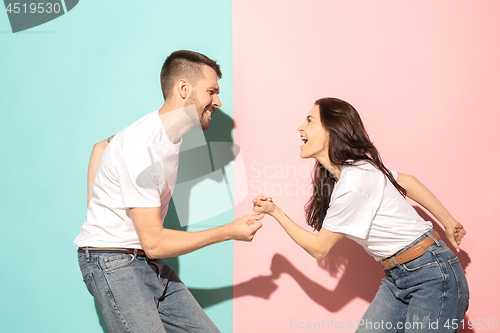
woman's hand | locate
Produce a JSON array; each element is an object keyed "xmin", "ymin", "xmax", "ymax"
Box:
[
  {"xmin": 445, "ymin": 219, "xmax": 466, "ymax": 252},
  {"xmin": 253, "ymin": 194, "xmax": 278, "ymax": 216},
  {"xmin": 396, "ymin": 172, "xmax": 466, "ymax": 253},
  {"xmin": 253, "ymin": 193, "xmax": 344, "ymax": 259}
]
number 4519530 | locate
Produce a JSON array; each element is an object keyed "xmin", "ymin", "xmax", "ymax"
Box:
[{"xmin": 5, "ymin": 2, "xmax": 62, "ymax": 14}]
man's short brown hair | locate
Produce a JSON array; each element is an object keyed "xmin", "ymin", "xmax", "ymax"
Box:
[{"xmin": 160, "ymin": 50, "xmax": 222, "ymax": 100}]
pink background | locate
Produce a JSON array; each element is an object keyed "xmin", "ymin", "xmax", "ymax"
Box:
[{"xmin": 233, "ymin": 1, "xmax": 500, "ymax": 332}]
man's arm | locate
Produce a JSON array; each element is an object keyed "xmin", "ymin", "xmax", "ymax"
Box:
[
  {"xmin": 130, "ymin": 207, "xmax": 264, "ymax": 259},
  {"xmin": 87, "ymin": 135, "xmax": 263, "ymax": 258},
  {"xmin": 87, "ymin": 135, "xmax": 114, "ymax": 206},
  {"xmin": 396, "ymin": 172, "xmax": 465, "ymax": 252}
]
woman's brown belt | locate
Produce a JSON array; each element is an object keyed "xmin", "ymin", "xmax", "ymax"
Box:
[{"xmin": 379, "ymin": 231, "xmax": 441, "ymax": 270}]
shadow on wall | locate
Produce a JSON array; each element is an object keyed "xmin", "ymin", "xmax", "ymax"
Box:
[
  {"xmin": 237, "ymin": 205, "xmax": 474, "ymax": 331},
  {"xmin": 164, "ymin": 110, "xmax": 277, "ymax": 306},
  {"xmin": 236, "ymin": 237, "xmax": 385, "ymax": 314},
  {"xmin": 164, "ymin": 200, "xmax": 278, "ymax": 309}
]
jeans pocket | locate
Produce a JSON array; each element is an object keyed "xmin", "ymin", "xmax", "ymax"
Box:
[
  {"xmin": 78, "ymin": 253, "xmax": 96, "ymax": 271},
  {"xmin": 103, "ymin": 253, "xmax": 136, "ymax": 272},
  {"xmin": 449, "ymin": 257, "xmax": 470, "ymax": 301},
  {"xmin": 83, "ymin": 272, "xmax": 99, "ymax": 298}
]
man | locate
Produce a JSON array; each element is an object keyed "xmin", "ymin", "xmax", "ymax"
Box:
[{"xmin": 75, "ymin": 50, "xmax": 263, "ymax": 332}]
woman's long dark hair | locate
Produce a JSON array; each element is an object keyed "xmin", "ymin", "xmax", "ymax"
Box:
[{"xmin": 305, "ymin": 98, "xmax": 406, "ymax": 231}]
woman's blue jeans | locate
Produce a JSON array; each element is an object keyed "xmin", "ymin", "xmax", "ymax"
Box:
[
  {"xmin": 356, "ymin": 230, "xmax": 469, "ymax": 333},
  {"xmin": 78, "ymin": 249, "xmax": 219, "ymax": 333}
]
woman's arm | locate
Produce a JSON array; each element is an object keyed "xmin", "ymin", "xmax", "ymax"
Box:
[
  {"xmin": 253, "ymin": 194, "xmax": 344, "ymax": 259},
  {"xmin": 396, "ymin": 172, "xmax": 465, "ymax": 252},
  {"xmin": 87, "ymin": 135, "xmax": 114, "ymax": 206}
]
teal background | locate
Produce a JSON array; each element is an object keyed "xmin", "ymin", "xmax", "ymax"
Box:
[{"xmin": 0, "ymin": 1, "xmax": 234, "ymax": 332}]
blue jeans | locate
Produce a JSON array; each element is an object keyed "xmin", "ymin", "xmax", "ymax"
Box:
[
  {"xmin": 78, "ymin": 249, "xmax": 220, "ymax": 333},
  {"xmin": 356, "ymin": 230, "xmax": 469, "ymax": 333}
]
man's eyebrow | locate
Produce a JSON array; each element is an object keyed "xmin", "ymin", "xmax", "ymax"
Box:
[{"xmin": 208, "ymin": 86, "xmax": 219, "ymax": 93}]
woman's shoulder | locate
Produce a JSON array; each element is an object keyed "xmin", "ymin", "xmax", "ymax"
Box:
[
  {"xmin": 337, "ymin": 161, "xmax": 385, "ymax": 194},
  {"xmin": 342, "ymin": 160, "xmax": 380, "ymax": 177}
]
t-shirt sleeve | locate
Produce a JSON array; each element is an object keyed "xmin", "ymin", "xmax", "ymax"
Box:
[
  {"xmin": 389, "ymin": 168, "xmax": 398, "ymax": 180},
  {"xmin": 321, "ymin": 191, "xmax": 378, "ymax": 239},
  {"xmin": 115, "ymin": 146, "xmax": 162, "ymax": 208}
]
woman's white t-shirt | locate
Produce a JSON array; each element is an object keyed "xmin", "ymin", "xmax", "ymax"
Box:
[{"xmin": 321, "ymin": 162, "xmax": 432, "ymax": 261}]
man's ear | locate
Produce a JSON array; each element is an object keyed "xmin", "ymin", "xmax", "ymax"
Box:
[{"xmin": 176, "ymin": 79, "xmax": 190, "ymax": 99}]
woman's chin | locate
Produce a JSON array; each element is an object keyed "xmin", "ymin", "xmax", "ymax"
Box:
[{"xmin": 299, "ymin": 150, "xmax": 310, "ymax": 159}]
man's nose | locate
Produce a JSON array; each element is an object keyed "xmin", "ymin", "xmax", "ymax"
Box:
[{"xmin": 213, "ymin": 94, "xmax": 222, "ymax": 108}]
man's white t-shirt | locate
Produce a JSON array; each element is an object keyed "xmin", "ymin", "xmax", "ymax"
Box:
[
  {"xmin": 322, "ymin": 162, "xmax": 432, "ymax": 261},
  {"xmin": 74, "ymin": 111, "xmax": 181, "ymax": 249}
]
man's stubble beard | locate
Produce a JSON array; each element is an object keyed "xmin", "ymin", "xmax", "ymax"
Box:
[{"xmin": 188, "ymin": 89, "xmax": 212, "ymax": 130}]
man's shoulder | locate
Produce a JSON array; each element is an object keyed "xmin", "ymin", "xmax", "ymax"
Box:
[
  {"xmin": 122, "ymin": 111, "xmax": 158, "ymax": 136},
  {"xmin": 113, "ymin": 112, "xmax": 159, "ymax": 145}
]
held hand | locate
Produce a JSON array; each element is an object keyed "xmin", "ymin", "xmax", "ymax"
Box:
[
  {"xmin": 445, "ymin": 219, "xmax": 466, "ymax": 252},
  {"xmin": 227, "ymin": 213, "xmax": 264, "ymax": 242},
  {"xmin": 253, "ymin": 193, "xmax": 277, "ymax": 216}
]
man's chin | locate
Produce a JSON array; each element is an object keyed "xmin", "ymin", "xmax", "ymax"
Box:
[{"xmin": 200, "ymin": 116, "xmax": 211, "ymax": 130}]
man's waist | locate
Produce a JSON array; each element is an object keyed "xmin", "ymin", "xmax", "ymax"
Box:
[{"xmin": 78, "ymin": 247, "xmax": 147, "ymax": 257}]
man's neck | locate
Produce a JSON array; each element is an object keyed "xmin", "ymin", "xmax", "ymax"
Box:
[{"xmin": 158, "ymin": 102, "xmax": 196, "ymax": 144}]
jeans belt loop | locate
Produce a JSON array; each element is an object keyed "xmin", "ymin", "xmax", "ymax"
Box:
[
  {"xmin": 85, "ymin": 246, "xmax": 90, "ymax": 262},
  {"xmin": 427, "ymin": 230, "xmax": 440, "ymax": 246},
  {"xmin": 390, "ymin": 257, "xmax": 399, "ymax": 268},
  {"xmin": 133, "ymin": 248, "xmax": 138, "ymax": 257}
]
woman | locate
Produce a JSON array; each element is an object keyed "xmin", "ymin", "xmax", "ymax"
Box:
[{"xmin": 253, "ymin": 98, "xmax": 469, "ymax": 332}]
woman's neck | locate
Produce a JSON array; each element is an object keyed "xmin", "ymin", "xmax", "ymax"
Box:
[{"xmin": 316, "ymin": 156, "xmax": 342, "ymax": 181}]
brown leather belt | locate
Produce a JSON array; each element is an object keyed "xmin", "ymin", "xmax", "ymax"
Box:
[
  {"xmin": 78, "ymin": 247, "xmax": 147, "ymax": 257},
  {"xmin": 379, "ymin": 231, "xmax": 441, "ymax": 270}
]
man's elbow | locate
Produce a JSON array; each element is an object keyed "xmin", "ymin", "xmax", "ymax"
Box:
[
  {"xmin": 142, "ymin": 245, "xmax": 163, "ymax": 259},
  {"xmin": 139, "ymin": 238, "xmax": 163, "ymax": 259},
  {"xmin": 141, "ymin": 239, "xmax": 179, "ymax": 259},
  {"xmin": 145, "ymin": 251, "xmax": 163, "ymax": 260}
]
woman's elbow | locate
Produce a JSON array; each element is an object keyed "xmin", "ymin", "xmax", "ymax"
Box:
[
  {"xmin": 310, "ymin": 249, "xmax": 329, "ymax": 260},
  {"xmin": 397, "ymin": 172, "xmax": 417, "ymax": 188},
  {"xmin": 313, "ymin": 253, "xmax": 327, "ymax": 260}
]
